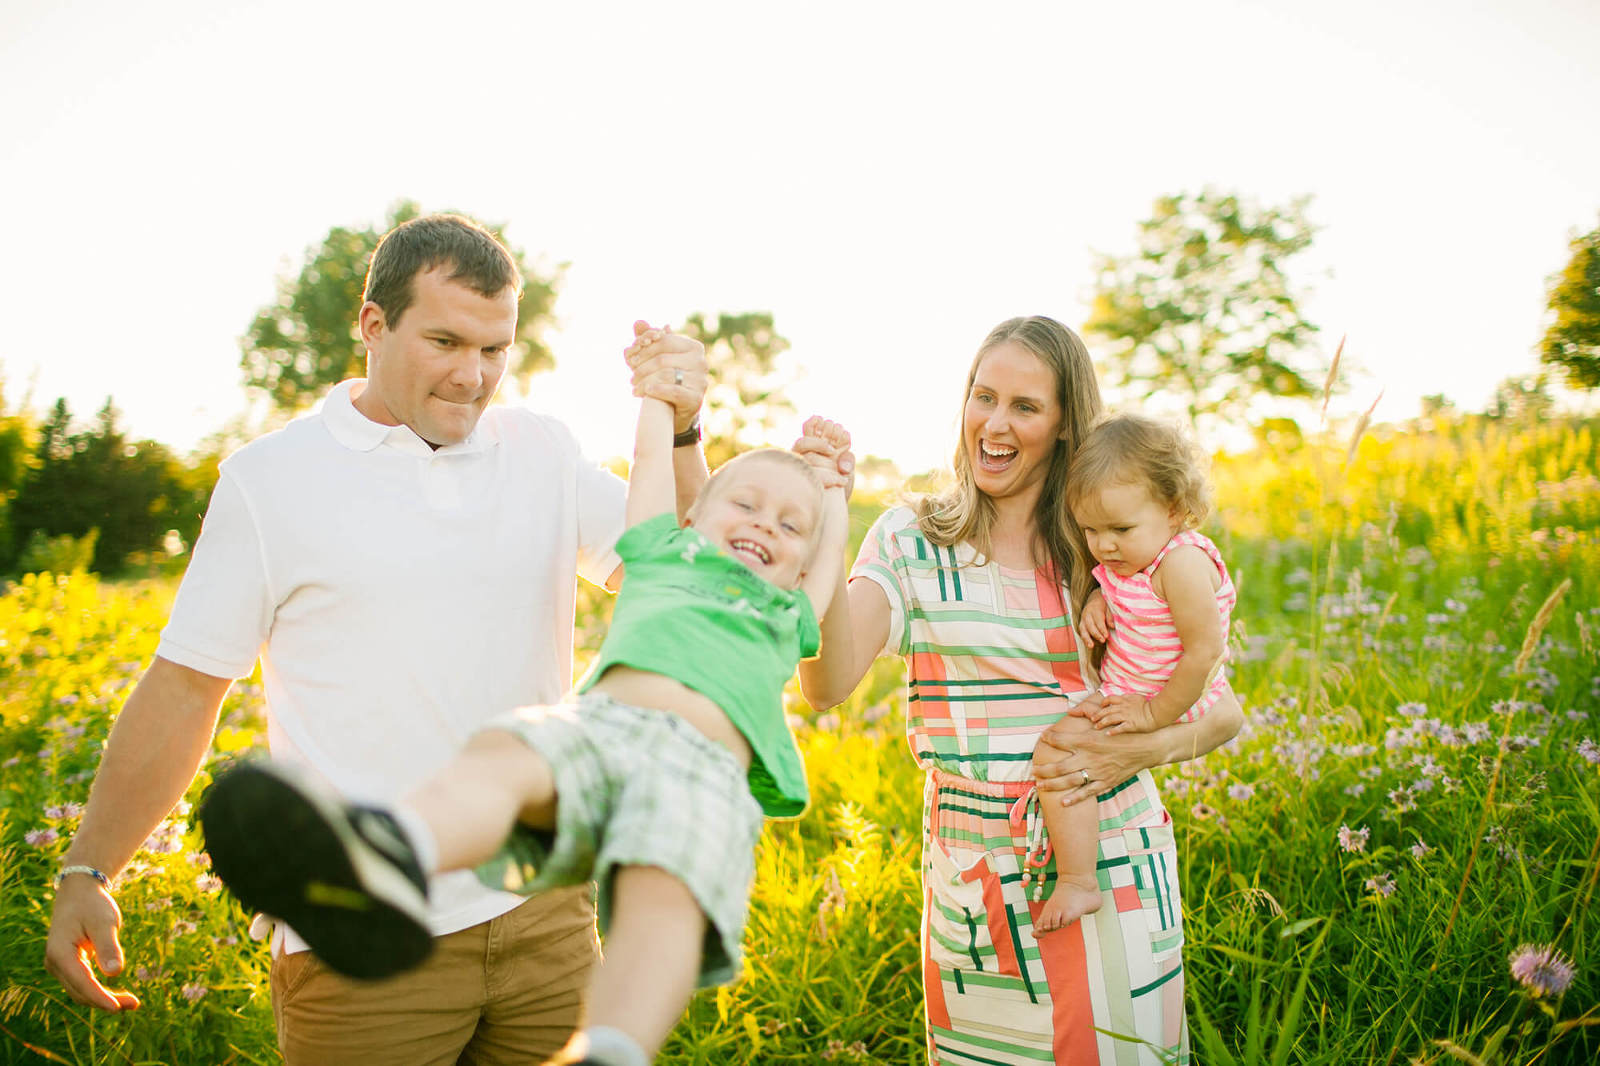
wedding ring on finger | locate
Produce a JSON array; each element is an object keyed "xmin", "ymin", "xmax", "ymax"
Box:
[
  {"xmin": 1079, "ymin": 769, "xmax": 1090, "ymax": 786},
  {"xmin": 674, "ymin": 369, "xmax": 684, "ymax": 386}
]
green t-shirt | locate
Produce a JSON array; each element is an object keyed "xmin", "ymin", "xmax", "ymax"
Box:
[{"xmin": 577, "ymin": 512, "xmax": 819, "ymax": 817}]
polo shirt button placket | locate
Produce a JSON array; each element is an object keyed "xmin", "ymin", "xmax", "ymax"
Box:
[{"xmin": 422, "ymin": 454, "xmax": 462, "ymax": 512}]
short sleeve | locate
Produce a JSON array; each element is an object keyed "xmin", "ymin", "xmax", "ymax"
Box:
[
  {"xmin": 793, "ymin": 591, "xmax": 820, "ymax": 659},
  {"xmin": 613, "ymin": 512, "xmax": 684, "ymax": 564},
  {"xmin": 156, "ymin": 472, "xmax": 273, "ymax": 679},
  {"xmin": 573, "ymin": 444, "xmax": 627, "ymax": 588},
  {"xmin": 848, "ymin": 508, "xmax": 914, "ymax": 658}
]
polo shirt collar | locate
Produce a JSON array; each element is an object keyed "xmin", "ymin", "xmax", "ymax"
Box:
[{"xmin": 321, "ymin": 380, "xmax": 500, "ymax": 456}]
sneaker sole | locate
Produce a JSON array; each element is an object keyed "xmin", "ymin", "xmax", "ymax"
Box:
[{"xmin": 199, "ymin": 762, "xmax": 434, "ymax": 980}]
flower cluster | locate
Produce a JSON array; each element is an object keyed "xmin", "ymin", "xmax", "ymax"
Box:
[
  {"xmin": 1508, "ymin": 944, "xmax": 1575, "ymax": 999},
  {"xmin": 1337, "ymin": 824, "xmax": 1370, "ymax": 853}
]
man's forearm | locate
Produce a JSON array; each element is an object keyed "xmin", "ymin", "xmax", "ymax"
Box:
[{"xmin": 64, "ymin": 658, "xmax": 231, "ymax": 878}]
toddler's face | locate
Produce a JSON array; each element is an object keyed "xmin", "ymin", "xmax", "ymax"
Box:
[
  {"xmin": 1073, "ymin": 480, "xmax": 1182, "ymax": 577},
  {"xmin": 690, "ymin": 462, "xmax": 821, "ymax": 588}
]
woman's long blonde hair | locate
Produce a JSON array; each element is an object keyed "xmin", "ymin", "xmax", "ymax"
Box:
[{"xmin": 915, "ymin": 316, "xmax": 1104, "ymax": 621}]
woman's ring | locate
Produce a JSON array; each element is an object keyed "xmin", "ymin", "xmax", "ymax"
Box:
[
  {"xmin": 674, "ymin": 369, "xmax": 684, "ymax": 386},
  {"xmin": 1079, "ymin": 769, "xmax": 1090, "ymax": 786}
]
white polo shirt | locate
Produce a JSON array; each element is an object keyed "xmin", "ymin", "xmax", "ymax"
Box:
[{"xmin": 158, "ymin": 380, "xmax": 626, "ymax": 944}]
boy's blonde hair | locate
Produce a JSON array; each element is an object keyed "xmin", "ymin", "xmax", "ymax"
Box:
[
  {"xmin": 1066, "ymin": 414, "xmax": 1212, "ymax": 528},
  {"xmin": 689, "ymin": 448, "xmax": 828, "ymax": 557}
]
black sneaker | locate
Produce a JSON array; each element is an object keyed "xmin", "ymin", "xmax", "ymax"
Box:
[{"xmin": 199, "ymin": 761, "xmax": 433, "ymax": 979}]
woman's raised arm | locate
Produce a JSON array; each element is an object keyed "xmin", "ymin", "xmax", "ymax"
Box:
[{"xmin": 799, "ymin": 567, "xmax": 891, "ymax": 711}]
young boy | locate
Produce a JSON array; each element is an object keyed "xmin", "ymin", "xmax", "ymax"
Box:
[{"xmin": 200, "ymin": 330, "xmax": 853, "ymax": 1066}]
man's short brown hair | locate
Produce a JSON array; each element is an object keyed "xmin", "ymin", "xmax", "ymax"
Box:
[{"xmin": 363, "ymin": 214, "xmax": 523, "ymax": 328}]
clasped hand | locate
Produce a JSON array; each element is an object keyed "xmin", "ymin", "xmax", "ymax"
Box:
[{"xmin": 623, "ymin": 320, "xmax": 708, "ymax": 431}]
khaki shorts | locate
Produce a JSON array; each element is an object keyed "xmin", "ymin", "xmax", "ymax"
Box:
[{"xmin": 474, "ymin": 692, "xmax": 764, "ymax": 987}]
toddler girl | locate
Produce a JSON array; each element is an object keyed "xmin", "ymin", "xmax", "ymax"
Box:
[{"xmin": 1031, "ymin": 413, "xmax": 1236, "ymax": 933}]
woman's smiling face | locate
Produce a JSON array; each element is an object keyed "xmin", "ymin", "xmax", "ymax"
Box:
[{"xmin": 962, "ymin": 340, "xmax": 1064, "ymax": 507}]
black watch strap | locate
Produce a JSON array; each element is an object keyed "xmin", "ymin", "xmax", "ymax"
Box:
[{"xmin": 672, "ymin": 418, "xmax": 702, "ymax": 448}]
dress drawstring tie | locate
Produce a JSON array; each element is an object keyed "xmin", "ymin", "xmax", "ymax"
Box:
[{"xmin": 1009, "ymin": 786, "xmax": 1052, "ymax": 902}]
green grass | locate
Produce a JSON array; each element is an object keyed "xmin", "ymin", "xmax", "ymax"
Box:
[{"xmin": 2, "ymin": 412, "xmax": 1597, "ymax": 1064}]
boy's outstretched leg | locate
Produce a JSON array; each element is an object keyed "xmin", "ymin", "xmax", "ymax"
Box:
[
  {"xmin": 198, "ymin": 761, "xmax": 434, "ymax": 979},
  {"xmin": 556, "ymin": 865, "xmax": 708, "ymax": 1066},
  {"xmin": 200, "ymin": 728, "xmax": 560, "ymax": 980}
]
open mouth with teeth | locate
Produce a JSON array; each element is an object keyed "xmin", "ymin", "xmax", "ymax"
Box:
[
  {"xmin": 727, "ymin": 538, "xmax": 773, "ymax": 566},
  {"xmin": 977, "ymin": 439, "xmax": 1019, "ymax": 471}
]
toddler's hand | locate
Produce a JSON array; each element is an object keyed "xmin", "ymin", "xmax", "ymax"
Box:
[
  {"xmin": 794, "ymin": 416, "xmax": 855, "ymax": 494},
  {"xmin": 1078, "ymin": 590, "xmax": 1110, "ymax": 645},
  {"xmin": 1088, "ymin": 692, "xmax": 1159, "ymax": 735}
]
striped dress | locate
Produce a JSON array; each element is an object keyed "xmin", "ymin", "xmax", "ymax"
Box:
[
  {"xmin": 1096, "ymin": 530, "xmax": 1236, "ymax": 720},
  {"xmin": 852, "ymin": 508, "xmax": 1189, "ymax": 1065}
]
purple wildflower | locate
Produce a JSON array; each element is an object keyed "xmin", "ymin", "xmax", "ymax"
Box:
[
  {"xmin": 1509, "ymin": 944, "xmax": 1576, "ymax": 998},
  {"xmin": 1227, "ymin": 783, "xmax": 1256, "ymax": 802},
  {"xmin": 1577, "ymin": 738, "xmax": 1600, "ymax": 766},
  {"xmin": 1364, "ymin": 872, "xmax": 1397, "ymax": 897},
  {"xmin": 1410, "ymin": 839, "xmax": 1432, "ymax": 859},
  {"xmin": 1397, "ymin": 702, "xmax": 1427, "ymax": 718},
  {"xmin": 1337, "ymin": 824, "xmax": 1370, "ymax": 853},
  {"xmin": 180, "ymin": 983, "xmax": 209, "ymax": 1003},
  {"xmin": 24, "ymin": 827, "xmax": 59, "ymax": 847}
]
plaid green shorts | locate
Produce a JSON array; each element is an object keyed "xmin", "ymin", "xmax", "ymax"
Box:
[{"xmin": 472, "ymin": 692, "xmax": 764, "ymax": 987}]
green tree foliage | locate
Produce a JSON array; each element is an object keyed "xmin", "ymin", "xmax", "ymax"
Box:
[
  {"xmin": 1085, "ymin": 190, "xmax": 1323, "ymax": 427},
  {"xmin": 1540, "ymin": 221, "xmax": 1600, "ymax": 389},
  {"xmin": 678, "ymin": 311, "xmax": 795, "ymax": 468},
  {"xmin": 0, "ymin": 374, "xmax": 36, "ymax": 561},
  {"xmin": 240, "ymin": 201, "xmax": 563, "ymax": 411},
  {"xmin": 5, "ymin": 398, "xmax": 195, "ymax": 574},
  {"xmin": 1487, "ymin": 373, "xmax": 1556, "ymax": 422}
]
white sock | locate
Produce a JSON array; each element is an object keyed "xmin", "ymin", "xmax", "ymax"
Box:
[
  {"xmin": 572, "ymin": 1025, "xmax": 649, "ymax": 1066},
  {"xmin": 387, "ymin": 802, "xmax": 441, "ymax": 876}
]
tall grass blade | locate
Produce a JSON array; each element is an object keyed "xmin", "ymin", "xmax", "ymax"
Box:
[
  {"xmin": 1512, "ymin": 578, "xmax": 1571, "ymax": 675},
  {"xmin": 1321, "ymin": 334, "xmax": 1346, "ymax": 423}
]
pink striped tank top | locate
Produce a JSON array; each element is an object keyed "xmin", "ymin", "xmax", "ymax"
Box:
[{"xmin": 1094, "ymin": 529, "xmax": 1236, "ymax": 721}]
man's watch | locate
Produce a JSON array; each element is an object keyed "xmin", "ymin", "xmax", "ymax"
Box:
[{"xmin": 672, "ymin": 417, "xmax": 702, "ymax": 448}]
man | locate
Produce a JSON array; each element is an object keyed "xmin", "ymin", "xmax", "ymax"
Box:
[{"xmin": 44, "ymin": 213, "xmax": 711, "ymax": 1064}]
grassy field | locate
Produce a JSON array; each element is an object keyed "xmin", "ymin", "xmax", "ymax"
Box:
[{"xmin": 1, "ymin": 412, "xmax": 1595, "ymax": 1064}]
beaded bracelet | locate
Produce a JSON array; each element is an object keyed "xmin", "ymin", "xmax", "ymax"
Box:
[{"xmin": 53, "ymin": 865, "xmax": 110, "ymax": 889}]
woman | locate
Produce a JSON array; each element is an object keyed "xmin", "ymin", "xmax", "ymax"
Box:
[{"xmin": 798, "ymin": 316, "xmax": 1242, "ymax": 1065}]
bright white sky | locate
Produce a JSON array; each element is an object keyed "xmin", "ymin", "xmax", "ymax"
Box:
[{"xmin": 2, "ymin": 0, "xmax": 1596, "ymax": 471}]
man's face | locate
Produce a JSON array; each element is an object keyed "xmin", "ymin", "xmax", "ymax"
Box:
[{"xmin": 355, "ymin": 267, "xmax": 518, "ymax": 447}]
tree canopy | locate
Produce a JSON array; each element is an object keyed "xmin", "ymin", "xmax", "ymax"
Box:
[
  {"xmin": 5, "ymin": 398, "xmax": 203, "ymax": 574},
  {"xmin": 1084, "ymin": 190, "xmax": 1324, "ymax": 428},
  {"xmin": 1540, "ymin": 220, "xmax": 1600, "ymax": 389},
  {"xmin": 240, "ymin": 201, "xmax": 563, "ymax": 411},
  {"xmin": 678, "ymin": 311, "xmax": 795, "ymax": 468},
  {"xmin": 0, "ymin": 375, "xmax": 35, "ymax": 562}
]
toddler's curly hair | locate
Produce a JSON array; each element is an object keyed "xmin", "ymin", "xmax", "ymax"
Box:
[{"xmin": 1065, "ymin": 414, "xmax": 1212, "ymax": 528}]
